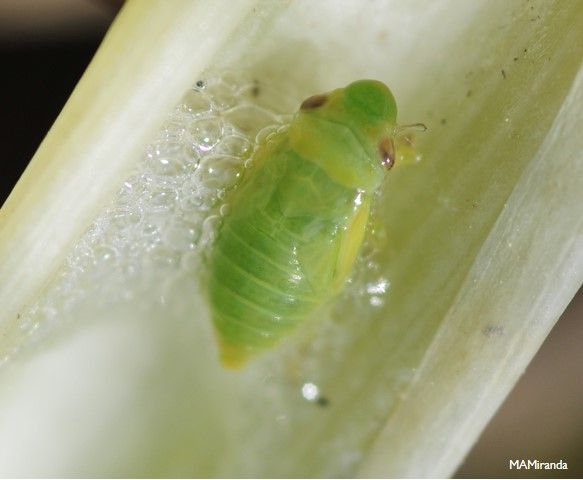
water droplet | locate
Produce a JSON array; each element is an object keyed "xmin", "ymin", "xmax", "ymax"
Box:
[
  {"xmin": 180, "ymin": 89, "xmax": 213, "ymax": 116},
  {"xmin": 181, "ymin": 181, "xmax": 209, "ymax": 211},
  {"xmin": 145, "ymin": 142, "xmax": 187, "ymax": 176},
  {"xmin": 189, "ymin": 118, "xmax": 223, "ymax": 152},
  {"xmin": 149, "ymin": 187, "xmax": 177, "ymax": 212},
  {"xmin": 224, "ymin": 104, "xmax": 279, "ymax": 134},
  {"xmin": 158, "ymin": 120, "xmax": 186, "ymax": 142},
  {"xmin": 216, "ymin": 135, "xmax": 252, "ymax": 157},
  {"xmin": 197, "ymin": 154, "xmax": 243, "ymax": 192},
  {"xmin": 205, "ymin": 81, "xmax": 237, "ymax": 109}
]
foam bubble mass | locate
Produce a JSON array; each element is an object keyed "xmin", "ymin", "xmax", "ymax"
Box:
[{"xmin": 3, "ymin": 73, "xmax": 290, "ymax": 364}]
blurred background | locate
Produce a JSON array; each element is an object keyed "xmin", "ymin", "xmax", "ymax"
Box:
[{"xmin": 0, "ymin": 1, "xmax": 581, "ymax": 477}]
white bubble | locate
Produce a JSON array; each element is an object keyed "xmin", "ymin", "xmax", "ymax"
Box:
[
  {"xmin": 369, "ymin": 296, "xmax": 384, "ymax": 307},
  {"xmin": 301, "ymin": 382, "xmax": 319, "ymax": 402},
  {"xmin": 149, "ymin": 187, "xmax": 177, "ymax": 212},
  {"xmin": 219, "ymin": 203, "xmax": 230, "ymax": 217},
  {"xmin": 204, "ymin": 80, "xmax": 237, "ymax": 109},
  {"xmin": 180, "ymin": 89, "xmax": 213, "ymax": 116},
  {"xmin": 224, "ymin": 104, "xmax": 280, "ymax": 134},
  {"xmin": 216, "ymin": 135, "xmax": 252, "ymax": 157},
  {"xmin": 256, "ymin": 125, "xmax": 281, "ymax": 145},
  {"xmin": 145, "ymin": 142, "xmax": 187, "ymax": 176},
  {"xmin": 366, "ymin": 277, "xmax": 390, "ymax": 295},
  {"xmin": 189, "ymin": 118, "xmax": 223, "ymax": 152}
]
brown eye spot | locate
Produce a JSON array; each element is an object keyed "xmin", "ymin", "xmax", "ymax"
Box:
[
  {"xmin": 300, "ymin": 94, "xmax": 328, "ymax": 110},
  {"xmin": 379, "ymin": 137, "xmax": 395, "ymax": 170}
]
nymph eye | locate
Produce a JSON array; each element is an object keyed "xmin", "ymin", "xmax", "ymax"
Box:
[
  {"xmin": 378, "ymin": 137, "xmax": 395, "ymax": 170},
  {"xmin": 300, "ymin": 94, "xmax": 328, "ymax": 110}
]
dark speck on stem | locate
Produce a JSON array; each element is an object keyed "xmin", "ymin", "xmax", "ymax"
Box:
[
  {"xmin": 482, "ymin": 325, "xmax": 504, "ymax": 337},
  {"xmin": 251, "ymin": 79, "xmax": 260, "ymax": 97}
]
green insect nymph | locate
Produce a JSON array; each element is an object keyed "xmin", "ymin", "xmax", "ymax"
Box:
[{"xmin": 208, "ymin": 79, "xmax": 407, "ymax": 367}]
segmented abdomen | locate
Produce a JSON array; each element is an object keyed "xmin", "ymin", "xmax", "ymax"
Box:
[{"xmin": 209, "ymin": 204, "xmax": 318, "ymax": 354}]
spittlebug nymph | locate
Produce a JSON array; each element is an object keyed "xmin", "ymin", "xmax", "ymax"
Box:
[{"xmin": 208, "ymin": 79, "xmax": 419, "ymax": 367}]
